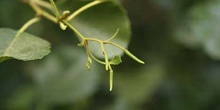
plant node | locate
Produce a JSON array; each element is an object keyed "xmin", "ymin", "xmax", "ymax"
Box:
[{"xmin": 25, "ymin": 0, "xmax": 144, "ymax": 91}]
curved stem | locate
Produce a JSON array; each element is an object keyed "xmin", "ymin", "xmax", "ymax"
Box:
[
  {"xmin": 4, "ymin": 17, "xmax": 41, "ymax": 56},
  {"xmin": 85, "ymin": 38, "xmax": 102, "ymax": 43},
  {"xmin": 34, "ymin": 0, "xmax": 52, "ymax": 9},
  {"xmin": 105, "ymin": 28, "xmax": 119, "ymax": 42},
  {"xmin": 16, "ymin": 17, "xmax": 41, "ymax": 36},
  {"xmin": 28, "ymin": 1, "xmax": 57, "ymax": 23},
  {"xmin": 124, "ymin": 50, "xmax": 145, "ymax": 64},
  {"xmin": 67, "ymin": 0, "xmax": 106, "ymax": 21},
  {"xmin": 89, "ymin": 51, "xmax": 106, "ymax": 65},
  {"xmin": 49, "ymin": 0, "xmax": 60, "ymax": 20},
  {"xmin": 105, "ymin": 41, "xmax": 127, "ymax": 51},
  {"xmin": 40, "ymin": 10, "xmax": 57, "ymax": 23},
  {"xmin": 25, "ymin": 0, "xmax": 144, "ymax": 92},
  {"xmin": 101, "ymin": 42, "xmax": 109, "ymax": 70},
  {"xmin": 105, "ymin": 42, "xmax": 145, "ymax": 64},
  {"xmin": 62, "ymin": 21, "xmax": 85, "ymax": 40}
]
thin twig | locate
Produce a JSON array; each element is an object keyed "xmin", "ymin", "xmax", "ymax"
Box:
[{"xmin": 67, "ymin": 0, "xmax": 106, "ymax": 21}]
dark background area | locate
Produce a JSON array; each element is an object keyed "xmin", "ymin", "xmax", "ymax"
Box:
[{"xmin": 0, "ymin": 0, "xmax": 220, "ymax": 110}]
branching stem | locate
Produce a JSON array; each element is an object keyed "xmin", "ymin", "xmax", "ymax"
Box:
[
  {"xmin": 24, "ymin": 0, "xmax": 144, "ymax": 91},
  {"xmin": 28, "ymin": 0, "xmax": 57, "ymax": 23},
  {"xmin": 49, "ymin": 0, "xmax": 60, "ymax": 20}
]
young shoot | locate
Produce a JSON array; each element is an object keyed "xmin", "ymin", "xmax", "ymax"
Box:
[{"xmin": 24, "ymin": 0, "xmax": 144, "ymax": 91}]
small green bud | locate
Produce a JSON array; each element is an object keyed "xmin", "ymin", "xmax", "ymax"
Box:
[{"xmin": 59, "ymin": 22, "xmax": 67, "ymax": 30}]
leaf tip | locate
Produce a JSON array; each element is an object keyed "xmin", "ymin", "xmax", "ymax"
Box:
[{"xmin": 110, "ymin": 55, "xmax": 122, "ymax": 65}]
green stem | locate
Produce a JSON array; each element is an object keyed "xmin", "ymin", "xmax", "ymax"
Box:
[
  {"xmin": 67, "ymin": 0, "xmax": 106, "ymax": 21},
  {"xmin": 4, "ymin": 17, "xmax": 40, "ymax": 56},
  {"xmin": 106, "ymin": 42, "xmax": 145, "ymax": 64},
  {"xmin": 124, "ymin": 50, "xmax": 145, "ymax": 64},
  {"xmin": 28, "ymin": 1, "xmax": 57, "ymax": 23},
  {"xmin": 86, "ymin": 38, "xmax": 145, "ymax": 64},
  {"xmin": 109, "ymin": 65, "xmax": 113, "ymax": 91},
  {"xmin": 89, "ymin": 51, "xmax": 106, "ymax": 65},
  {"xmin": 16, "ymin": 17, "xmax": 40, "ymax": 36},
  {"xmin": 101, "ymin": 43, "xmax": 109, "ymax": 70},
  {"xmin": 40, "ymin": 10, "xmax": 57, "ymax": 23},
  {"xmin": 105, "ymin": 42, "xmax": 126, "ymax": 51},
  {"xmin": 26, "ymin": 0, "xmax": 144, "ymax": 92},
  {"xmin": 49, "ymin": 0, "xmax": 60, "ymax": 20},
  {"xmin": 62, "ymin": 21, "xmax": 85, "ymax": 40},
  {"xmin": 105, "ymin": 28, "xmax": 119, "ymax": 42},
  {"xmin": 85, "ymin": 38, "xmax": 102, "ymax": 43},
  {"xmin": 29, "ymin": 0, "xmax": 86, "ymax": 41},
  {"xmin": 34, "ymin": 0, "xmax": 52, "ymax": 9}
]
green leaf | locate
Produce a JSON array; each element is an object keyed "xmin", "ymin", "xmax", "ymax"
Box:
[
  {"xmin": 60, "ymin": 1, "xmax": 131, "ymax": 58},
  {"xmin": 0, "ymin": 28, "xmax": 51, "ymax": 62},
  {"xmin": 110, "ymin": 55, "xmax": 122, "ymax": 65},
  {"xmin": 31, "ymin": 45, "xmax": 100, "ymax": 105}
]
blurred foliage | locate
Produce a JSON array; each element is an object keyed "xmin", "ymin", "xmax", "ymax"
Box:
[
  {"xmin": 0, "ymin": 0, "xmax": 220, "ymax": 110},
  {"xmin": 175, "ymin": 0, "xmax": 220, "ymax": 59}
]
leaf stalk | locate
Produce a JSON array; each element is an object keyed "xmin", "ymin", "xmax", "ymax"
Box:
[{"xmin": 25, "ymin": 0, "xmax": 144, "ymax": 91}]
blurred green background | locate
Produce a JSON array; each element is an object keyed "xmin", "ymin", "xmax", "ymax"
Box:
[{"xmin": 0, "ymin": 0, "xmax": 220, "ymax": 110}]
